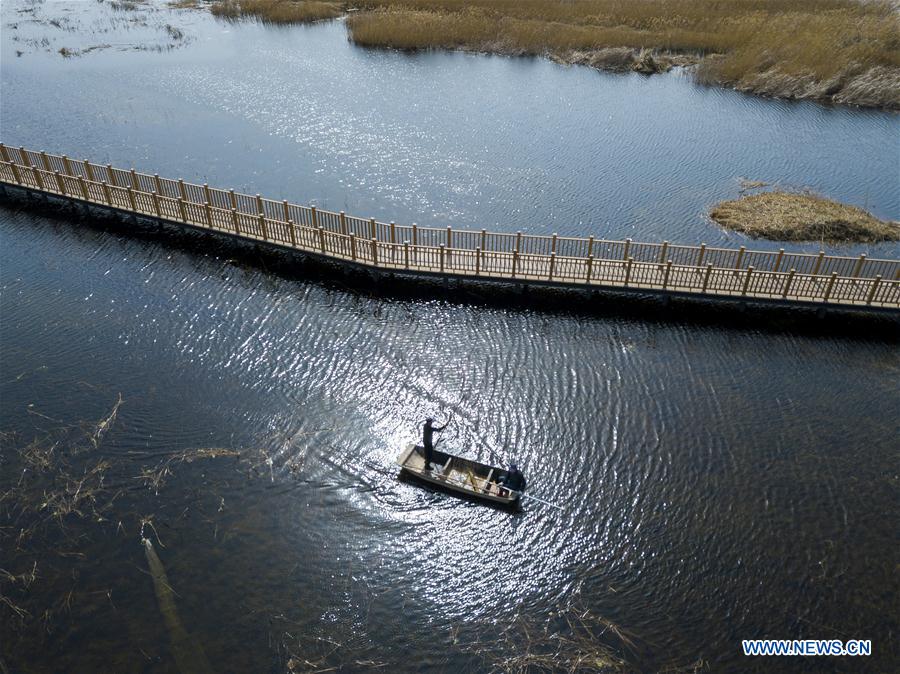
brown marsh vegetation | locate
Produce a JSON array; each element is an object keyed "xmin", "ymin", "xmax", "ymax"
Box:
[
  {"xmin": 211, "ymin": 0, "xmax": 343, "ymax": 23},
  {"xmin": 710, "ymin": 191, "xmax": 900, "ymax": 243},
  {"xmin": 208, "ymin": 0, "xmax": 899, "ymax": 108}
]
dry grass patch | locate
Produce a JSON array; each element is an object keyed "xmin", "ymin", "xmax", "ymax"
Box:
[
  {"xmin": 343, "ymin": 0, "xmax": 900, "ymax": 108},
  {"xmin": 211, "ymin": 0, "xmax": 344, "ymax": 23},
  {"xmin": 710, "ymin": 191, "xmax": 900, "ymax": 243}
]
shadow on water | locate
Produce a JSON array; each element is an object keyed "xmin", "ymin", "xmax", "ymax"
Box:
[{"xmin": 2, "ymin": 190, "xmax": 897, "ymax": 343}]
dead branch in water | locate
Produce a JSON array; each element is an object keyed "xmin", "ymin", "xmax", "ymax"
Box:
[{"xmin": 89, "ymin": 393, "xmax": 124, "ymax": 449}]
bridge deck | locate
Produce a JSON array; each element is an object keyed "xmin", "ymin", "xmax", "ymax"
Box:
[{"xmin": 0, "ymin": 145, "xmax": 897, "ymax": 311}]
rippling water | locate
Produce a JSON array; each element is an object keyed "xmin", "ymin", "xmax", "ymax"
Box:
[{"xmin": 1, "ymin": 2, "xmax": 899, "ymax": 673}]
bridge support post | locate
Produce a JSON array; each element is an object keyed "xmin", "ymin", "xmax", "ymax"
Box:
[
  {"xmin": 741, "ymin": 266, "xmax": 754, "ymax": 296},
  {"xmin": 782, "ymin": 269, "xmax": 796, "ymax": 299},
  {"xmin": 823, "ymin": 272, "xmax": 837, "ymax": 302},
  {"xmin": 702, "ymin": 263, "xmax": 712, "ymax": 292},
  {"xmin": 866, "ymin": 276, "xmax": 882, "ymax": 304},
  {"xmin": 773, "ymin": 248, "xmax": 784, "ymax": 272},
  {"xmin": 258, "ymin": 213, "xmax": 268, "ymax": 240}
]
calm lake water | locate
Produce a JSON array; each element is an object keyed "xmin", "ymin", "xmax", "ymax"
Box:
[{"xmin": 1, "ymin": 2, "xmax": 898, "ymax": 673}]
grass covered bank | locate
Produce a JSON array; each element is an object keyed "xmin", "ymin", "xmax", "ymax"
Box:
[
  {"xmin": 209, "ymin": 0, "xmax": 900, "ymax": 109},
  {"xmin": 710, "ymin": 192, "xmax": 900, "ymax": 243}
]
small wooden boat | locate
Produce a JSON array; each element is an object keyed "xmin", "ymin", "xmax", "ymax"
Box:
[{"xmin": 396, "ymin": 442, "xmax": 522, "ymax": 508}]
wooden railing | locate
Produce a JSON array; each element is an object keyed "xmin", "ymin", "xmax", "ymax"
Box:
[{"xmin": 0, "ymin": 144, "xmax": 898, "ymax": 310}]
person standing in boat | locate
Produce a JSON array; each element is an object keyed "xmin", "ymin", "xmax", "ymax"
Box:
[
  {"xmin": 421, "ymin": 416, "xmax": 450, "ymax": 469},
  {"xmin": 498, "ymin": 463, "xmax": 526, "ymax": 495}
]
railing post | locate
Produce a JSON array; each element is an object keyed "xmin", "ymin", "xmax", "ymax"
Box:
[
  {"xmin": 480, "ymin": 229, "xmax": 486, "ymax": 251},
  {"xmin": 255, "ymin": 194, "xmax": 264, "ymax": 217},
  {"xmin": 551, "ymin": 233, "xmax": 557, "ymax": 255},
  {"xmin": 102, "ymin": 181, "xmax": 112, "ymax": 205},
  {"xmin": 107, "ymin": 164, "xmax": 117, "ymax": 187},
  {"xmin": 515, "ymin": 231, "xmax": 522, "ymax": 254},
  {"xmin": 696, "ymin": 243, "xmax": 706, "ymax": 268},
  {"xmin": 588, "ymin": 235, "xmax": 595, "ymax": 258},
  {"xmin": 742, "ymin": 266, "xmax": 754, "ymax": 296},
  {"xmin": 852, "ymin": 253, "xmax": 867, "ymax": 278},
  {"xmin": 283, "ymin": 200, "xmax": 290, "ymax": 223},
  {"xmin": 702, "ymin": 263, "xmax": 713, "ymax": 292},
  {"xmin": 62, "ymin": 155, "xmax": 73, "ymax": 175},
  {"xmin": 734, "ymin": 245, "xmax": 745, "ymax": 271},
  {"xmin": 258, "ymin": 213, "xmax": 268, "ymax": 240},
  {"xmin": 475, "ymin": 247, "xmax": 481, "ymax": 275},
  {"xmin": 662, "ymin": 260, "xmax": 672, "ymax": 289},
  {"xmin": 624, "ymin": 257, "xmax": 633, "ymax": 286},
  {"xmin": 78, "ymin": 176, "xmax": 88, "ymax": 200},
  {"xmin": 178, "ymin": 179, "xmax": 186, "ymax": 201},
  {"xmin": 8, "ymin": 162, "xmax": 22, "ymax": 185},
  {"xmin": 446, "ymin": 227, "xmax": 453, "ymax": 266},
  {"xmin": 203, "ymin": 183, "xmax": 211, "ymax": 205},
  {"xmin": 782, "ymin": 269, "xmax": 796, "ymax": 299},
  {"xmin": 54, "ymin": 171, "xmax": 66, "ymax": 195},
  {"xmin": 31, "ymin": 165, "xmax": 43, "ymax": 190},
  {"xmin": 390, "ymin": 221, "xmax": 396, "ymax": 245},
  {"xmin": 371, "ymin": 238, "xmax": 378, "ymax": 265},
  {"xmin": 339, "ymin": 211, "xmax": 347, "ymax": 236},
  {"xmin": 439, "ymin": 244, "xmax": 445, "ymax": 273},
  {"xmin": 130, "ymin": 169, "xmax": 139, "ymax": 191},
  {"xmin": 371, "ymin": 218, "xmax": 377, "ymax": 241},
  {"xmin": 404, "ymin": 241, "xmax": 410, "ymax": 269},
  {"xmin": 350, "ymin": 233, "xmax": 357, "ymax": 261},
  {"xmin": 511, "ymin": 249, "xmax": 519, "ymax": 278},
  {"xmin": 287, "ymin": 219, "xmax": 296, "ymax": 246},
  {"xmin": 232, "ymin": 208, "xmax": 240, "ymax": 234},
  {"xmin": 311, "ymin": 205, "xmax": 318, "ymax": 229},
  {"xmin": 622, "ymin": 237, "xmax": 630, "ymax": 261},
  {"xmin": 178, "ymin": 196, "xmax": 187, "ymax": 222},
  {"xmin": 318, "ymin": 226, "xmax": 326, "ymax": 253},
  {"xmin": 866, "ymin": 276, "xmax": 882, "ymax": 305},
  {"xmin": 41, "ymin": 152, "xmax": 51, "ymax": 172},
  {"xmin": 18, "ymin": 147, "xmax": 31, "ymax": 168},
  {"xmin": 154, "ymin": 174, "xmax": 162, "ymax": 195},
  {"xmin": 773, "ymin": 248, "xmax": 784, "ymax": 272},
  {"xmin": 127, "ymin": 186, "xmax": 137, "ymax": 211},
  {"xmin": 152, "ymin": 191, "xmax": 161, "ymax": 217},
  {"xmin": 230, "ymin": 189, "xmax": 238, "ymax": 211},
  {"xmin": 659, "ymin": 241, "xmax": 668, "ymax": 265},
  {"xmin": 412, "ymin": 223, "xmax": 418, "ymax": 247},
  {"xmin": 84, "ymin": 160, "xmax": 94, "ymax": 182},
  {"xmin": 586, "ymin": 255, "xmax": 595, "ymax": 283},
  {"xmin": 548, "ymin": 252, "xmax": 556, "ymax": 281},
  {"xmin": 823, "ymin": 272, "xmax": 837, "ymax": 302},
  {"xmin": 205, "ymin": 202, "xmax": 213, "ymax": 227},
  {"xmin": 812, "ymin": 251, "xmax": 824, "ymax": 276},
  {"xmin": 0, "ymin": 144, "xmax": 9, "ymax": 162}
]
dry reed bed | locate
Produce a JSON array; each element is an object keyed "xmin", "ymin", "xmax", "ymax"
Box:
[
  {"xmin": 209, "ymin": 1, "xmax": 899, "ymax": 108},
  {"xmin": 710, "ymin": 191, "xmax": 900, "ymax": 243}
]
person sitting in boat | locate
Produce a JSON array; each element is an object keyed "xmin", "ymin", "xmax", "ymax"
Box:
[
  {"xmin": 498, "ymin": 463, "xmax": 526, "ymax": 495},
  {"xmin": 421, "ymin": 416, "xmax": 449, "ymax": 469}
]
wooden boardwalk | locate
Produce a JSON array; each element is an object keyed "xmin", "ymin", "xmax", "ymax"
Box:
[{"xmin": 1, "ymin": 144, "xmax": 898, "ymax": 311}]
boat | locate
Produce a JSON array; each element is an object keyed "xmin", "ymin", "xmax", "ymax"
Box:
[{"xmin": 395, "ymin": 442, "xmax": 522, "ymax": 508}]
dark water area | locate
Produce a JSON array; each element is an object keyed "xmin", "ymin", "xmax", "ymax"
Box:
[{"xmin": 1, "ymin": 2, "xmax": 899, "ymax": 673}]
